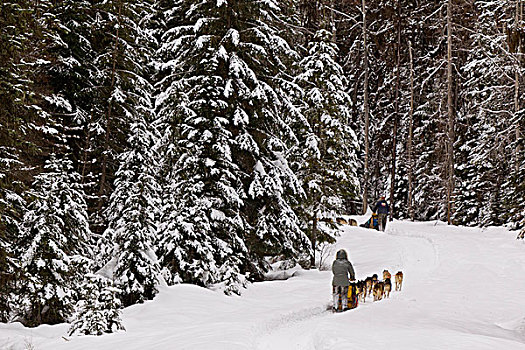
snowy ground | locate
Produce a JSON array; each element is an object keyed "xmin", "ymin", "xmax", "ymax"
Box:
[{"xmin": 3, "ymin": 218, "xmax": 525, "ymax": 350}]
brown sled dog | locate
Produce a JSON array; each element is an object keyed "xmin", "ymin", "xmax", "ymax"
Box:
[
  {"xmin": 336, "ymin": 217, "xmax": 348, "ymax": 225},
  {"xmin": 395, "ymin": 271, "xmax": 403, "ymax": 291},
  {"xmin": 366, "ymin": 274, "xmax": 379, "ymax": 298},
  {"xmin": 356, "ymin": 280, "xmax": 366, "ymax": 303},
  {"xmin": 371, "ymin": 273, "xmax": 378, "ymax": 285},
  {"xmin": 364, "ymin": 277, "xmax": 373, "ymax": 299},
  {"xmin": 383, "ymin": 278, "xmax": 392, "ymax": 298},
  {"xmin": 373, "ymin": 281, "xmax": 384, "ymax": 301},
  {"xmin": 383, "ymin": 270, "xmax": 391, "ymax": 281}
]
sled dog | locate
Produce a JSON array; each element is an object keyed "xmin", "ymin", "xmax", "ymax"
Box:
[
  {"xmin": 356, "ymin": 280, "xmax": 366, "ymax": 303},
  {"xmin": 364, "ymin": 277, "xmax": 373, "ymax": 298},
  {"xmin": 371, "ymin": 273, "xmax": 378, "ymax": 290},
  {"xmin": 395, "ymin": 271, "xmax": 403, "ymax": 291},
  {"xmin": 373, "ymin": 281, "xmax": 384, "ymax": 301},
  {"xmin": 336, "ymin": 217, "xmax": 348, "ymax": 225},
  {"xmin": 383, "ymin": 269, "xmax": 391, "ymax": 280},
  {"xmin": 383, "ymin": 278, "xmax": 392, "ymax": 298}
]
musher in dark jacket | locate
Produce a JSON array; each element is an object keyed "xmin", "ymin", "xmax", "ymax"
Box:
[
  {"xmin": 332, "ymin": 249, "xmax": 356, "ymax": 311},
  {"xmin": 373, "ymin": 196, "xmax": 389, "ymax": 231}
]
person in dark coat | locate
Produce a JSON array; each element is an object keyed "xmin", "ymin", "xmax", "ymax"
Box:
[
  {"xmin": 332, "ymin": 249, "xmax": 356, "ymax": 311},
  {"xmin": 373, "ymin": 196, "xmax": 389, "ymax": 231}
]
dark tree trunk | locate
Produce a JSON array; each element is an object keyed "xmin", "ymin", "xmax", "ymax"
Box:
[{"xmin": 390, "ymin": 0, "xmax": 402, "ymax": 221}]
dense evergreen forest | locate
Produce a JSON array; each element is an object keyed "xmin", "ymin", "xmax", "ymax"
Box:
[{"xmin": 0, "ymin": 0, "xmax": 523, "ymax": 333}]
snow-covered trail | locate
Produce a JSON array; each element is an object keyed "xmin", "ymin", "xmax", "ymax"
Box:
[
  {"xmin": 2, "ymin": 220, "xmax": 525, "ymax": 350},
  {"xmin": 253, "ymin": 220, "xmax": 440, "ymax": 349}
]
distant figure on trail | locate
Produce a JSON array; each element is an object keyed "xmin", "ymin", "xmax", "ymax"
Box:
[
  {"xmin": 373, "ymin": 196, "xmax": 389, "ymax": 232},
  {"xmin": 332, "ymin": 249, "xmax": 355, "ymax": 312}
]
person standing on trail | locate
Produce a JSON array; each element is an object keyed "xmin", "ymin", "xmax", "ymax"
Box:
[
  {"xmin": 373, "ymin": 196, "xmax": 389, "ymax": 232},
  {"xmin": 332, "ymin": 249, "xmax": 355, "ymax": 312}
]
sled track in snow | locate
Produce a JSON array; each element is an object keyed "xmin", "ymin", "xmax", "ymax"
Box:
[
  {"xmin": 251, "ymin": 303, "xmax": 331, "ymax": 348},
  {"xmin": 256, "ymin": 304, "xmax": 331, "ymax": 335},
  {"xmin": 387, "ymin": 224, "xmax": 440, "ymax": 270},
  {"xmin": 253, "ymin": 224, "xmax": 442, "ymax": 349}
]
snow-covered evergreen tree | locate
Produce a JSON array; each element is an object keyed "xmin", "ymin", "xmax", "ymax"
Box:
[
  {"xmin": 155, "ymin": 0, "xmax": 310, "ymax": 293},
  {"xmin": 101, "ymin": 117, "xmax": 162, "ymax": 306},
  {"xmin": 88, "ymin": 0, "xmax": 158, "ymax": 216},
  {"xmin": 35, "ymin": 0, "xmax": 101, "ymax": 164},
  {"xmin": 0, "ymin": 0, "xmax": 34, "ymax": 183},
  {"xmin": 0, "ymin": 0, "xmax": 43, "ymax": 323},
  {"xmin": 405, "ymin": 0, "xmax": 455, "ymax": 221},
  {"xmin": 17, "ymin": 156, "xmax": 92, "ymax": 326},
  {"xmin": 69, "ymin": 273, "xmax": 124, "ymax": 336},
  {"xmin": 294, "ymin": 27, "xmax": 359, "ymax": 262},
  {"xmin": 155, "ymin": 0, "xmax": 253, "ymax": 294},
  {"xmin": 452, "ymin": 0, "xmax": 518, "ymax": 226},
  {"xmin": 30, "ymin": 0, "xmax": 158, "ymax": 230}
]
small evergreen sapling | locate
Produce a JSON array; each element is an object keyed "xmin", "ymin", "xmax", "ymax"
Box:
[{"xmin": 69, "ymin": 273, "xmax": 124, "ymax": 336}]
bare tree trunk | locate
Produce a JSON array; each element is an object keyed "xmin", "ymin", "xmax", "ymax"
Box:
[
  {"xmin": 515, "ymin": 0, "xmax": 522, "ymax": 175},
  {"xmin": 390, "ymin": 0, "xmax": 401, "ymax": 221},
  {"xmin": 328, "ymin": 0, "xmax": 335, "ymax": 41},
  {"xmin": 446, "ymin": 0, "xmax": 455, "ymax": 225},
  {"xmin": 97, "ymin": 0, "xmax": 122, "ymax": 213},
  {"xmin": 311, "ymin": 213, "xmax": 318, "ymax": 267},
  {"xmin": 362, "ymin": 0, "xmax": 370, "ymax": 215},
  {"xmin": 407, "ymin": 41, "xmax": 415, "ymax": 221},
  {"xmin": 81, "ymin": 111, "xmax": 94, "ymax": 184}
]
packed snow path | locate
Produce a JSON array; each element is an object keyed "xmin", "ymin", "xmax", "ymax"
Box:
[{"xmin": 2, "ymin": 220, "xmax": 525, "ymax": 349}]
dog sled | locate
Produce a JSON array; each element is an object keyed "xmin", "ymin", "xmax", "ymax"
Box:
[
  {"xmin": 359, "ymin": 213, "xmax": 379, "ymax": 230},
  {"xmin": 333, "ymin": 282, "xmax": 359, "ymax": 312}
]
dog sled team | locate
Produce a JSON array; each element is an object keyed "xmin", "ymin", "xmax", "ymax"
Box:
[
  {"xmin": 360, "ymin": 196, "xmax": 390, "ymax": 232},
  {"xmin": 331, "ymin": 249, "xmax": 403, "ymax": 312}
]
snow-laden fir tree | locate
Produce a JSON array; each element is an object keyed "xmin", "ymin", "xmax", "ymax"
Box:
[
  {"xmin": 0, "ymin": 0, "xmax": 40, "ymax": 246},
  {"xmin": 69, "ymin": 273, "xmax": 124, "ymax": 336},
  {"xmin": 462, "ymin": 0, "xmax": 505, "ymax": 225},
  {"xmin": 0, "ymin": 0, "xmax": 43, "ymax": 323},
  {"xmin": 404, "ymin": 1, "xmax": 453, "ymax": 221},
  {"xmin": 0, "ymin": 0, "xmax": 34, "ymax": 183},
  {"xmin": 227, "ymin": 0, "xmax": 309, "ymax": 269},
  {"xmin": 88, "ymin": 0, "xmax": 158, "ymax": 217},
  {"xmin": 155, "ymin": 0, "xmax": 310, "ymax": 293},
  {"xmin": 453, "ymin": 0, "xmax": 517, "ymax": 226},
  {"xmin": 35, "ymin": 0, "xmax": 103, "ymax": 169},
  {"xmin": 101, "ymin": 117, "xmax": 162, "ymax": 306},
  {"xmin": 33, "ymin": 0, "xmax": 158, "ymax": 227},
  {"xmin": 17, "ymin": 156, "xmax": 92, "ymax": 326},
  {"xmin": 155, "ymin": 0, "xmax": 254, "ymax": 294},
  {"xmin": 294, "ymin": 27, "xmax": 359, "ymax": 264}
]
